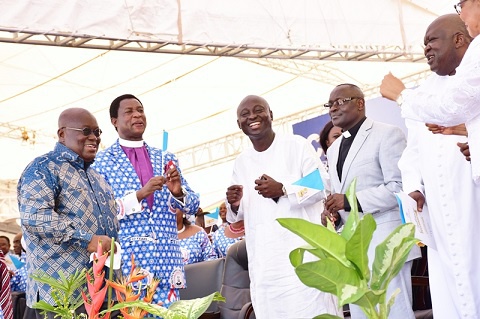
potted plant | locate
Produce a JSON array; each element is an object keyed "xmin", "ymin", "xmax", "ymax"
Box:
[
  {"xmin": 277, "ymin": 179, "xmax": 417, "ymax": 319},
  {"xmin": 32, "ymin": 240, "xmax": 224, "ymax": 319}
]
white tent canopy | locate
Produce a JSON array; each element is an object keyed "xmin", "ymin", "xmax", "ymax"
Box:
[{"xmin": 0, "ymin": 0, "xmax": 455, "ymax": 223}]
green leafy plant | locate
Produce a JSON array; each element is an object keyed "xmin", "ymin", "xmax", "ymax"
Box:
[
  {"xmin": 31, "ymin": 269, "xmax": 87, "ymax": 319},
  {"xmin": 277, "ymin": 178, "xmax": 417, "ymax": 319},
  {"xmin": 32, "ymin": 239, "xmax": 225, "ymax": 319}
]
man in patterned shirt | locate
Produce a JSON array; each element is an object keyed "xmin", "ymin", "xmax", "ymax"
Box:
[
  {"xmin": 17, "ymin": 108, "xmax": 119, "ymax": 318},
  {"xmin": 93, "ymin": 94, "xmax": 199, "ymax": 306}
]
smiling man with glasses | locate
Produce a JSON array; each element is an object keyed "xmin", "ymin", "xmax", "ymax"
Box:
[
  {"xmin": 324, "ymin": 83, "xmax": 420, "ymax": 319},
  {"xmin": 17, "ymin": 108, "xmax": 119, "ymax": 318}
]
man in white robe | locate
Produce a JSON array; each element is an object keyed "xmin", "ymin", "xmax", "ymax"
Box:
[
  {"xmin": 225, "ymin": 95, "xmax": 341, "ymax": 319},
  {"xmin": 383, "ymin": 14, "xmax": 480, "ymax": 318}
]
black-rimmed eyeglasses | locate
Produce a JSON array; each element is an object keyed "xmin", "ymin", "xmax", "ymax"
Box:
[
  {"xmin": 324, "ymin": 97, "xmax": 361, "ymax": 108},
  {"xmin": 454, "ymin": 0, "xmax": 467, "ymax": 14},
  {"xmin": 61, "ymin": 127, "xmax": 102, "ymax": 137}
]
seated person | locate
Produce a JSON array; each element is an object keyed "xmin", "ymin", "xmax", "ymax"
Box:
[
  {"xmin": 194, "ymin": 208, "xmax": 218, "ymax": 235},
  {"xmin": 176, "ymin": 209, "xmax": 217, "ymax": 265},
  {"xmin": 212, "ymin": 220, "xmax": 245, "ymax": 258}
]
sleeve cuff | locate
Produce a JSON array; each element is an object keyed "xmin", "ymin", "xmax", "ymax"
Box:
[{"xmin": 117, "ymin": 191, "xmax": 142, "ymax": 220}]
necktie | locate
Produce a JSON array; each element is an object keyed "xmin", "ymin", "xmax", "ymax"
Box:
[
  {"xmin": 0, "ymin": 251, "xmax": 13, "ymax": 319},
  {"xmin": 124, "ymin": 147, "xmax": 154, "ymax": 209}
]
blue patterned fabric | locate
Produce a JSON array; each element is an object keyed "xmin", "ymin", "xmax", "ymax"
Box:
[
  {"xmin": 93, "ymin": 140, "xmax": 200, "ymax": 306},
  {"xmin": 211, "ymin": 227, "xmax": 244, "ymax": 258},
  {"xmin": 17, "ymin": 142, "xmax": 119, "ymax": 306},
  {"xmin": 179, "ymin": 229, "xmax": 217, "ymax": 265},
  {"xmin": 9, "ymin": 255, "xmax": 26, "ymax": 292}
]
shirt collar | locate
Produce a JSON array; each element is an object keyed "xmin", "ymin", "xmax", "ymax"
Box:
[
  {"xmin": 342, "ymin": 117, "xmax": 366, "ymax": 139},
  {"xmin": 54, "ymin": 142, "xmax": 93, "ymax": 169},
  {"xmin": 118, "ymin": 137, "xmax": 144, "ymax": 148}
]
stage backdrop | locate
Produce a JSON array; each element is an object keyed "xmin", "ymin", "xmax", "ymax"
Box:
[{"xmin": 292, "ymin": 96, "xmax": 407, "ymax": 160}]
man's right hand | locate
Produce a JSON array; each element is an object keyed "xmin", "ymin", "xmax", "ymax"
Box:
[
  {"xmin": 226, "ymin": 185, "xmax": 243, "ymax": 212},
  {"xmin": 137, "ymin": 176, "xmax": 166, "ymax": 201},
  {"xmin": 87, "ymin": 235, "xmax": 116, "ymax": 254},
  {"xmin": 380, "ymin": 73, "xmax": 405, "ymax": 102},
  {"xmin": 408, "ymin": 191, "xmax": 425, "ymax": 212}
]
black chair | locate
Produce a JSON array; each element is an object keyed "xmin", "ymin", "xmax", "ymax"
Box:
[
  {"xmin": 182, "ymin": 258, "xmax": 225, "ymax": 319},
  {"xmin": 219, "ymin": 240, "xmax": 255, "ymax": 319}
]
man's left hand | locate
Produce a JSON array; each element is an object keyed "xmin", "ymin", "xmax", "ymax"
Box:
[
  {"xmin": 165, "ymin": 166, "xmax": 183, "ymax": 197},
  {"xmin": 325, "ymin": 193, "xmax": 345, "ymax": 214}
]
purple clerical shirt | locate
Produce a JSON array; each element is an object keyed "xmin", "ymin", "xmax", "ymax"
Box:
[{"xmin": 121, "ymin": 145, "xmax": 155, "ymax": 209}]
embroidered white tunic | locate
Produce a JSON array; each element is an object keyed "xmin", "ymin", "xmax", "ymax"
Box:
[{"xmin": 400, "ymin": 74, "xmax": 480, "ymax": 319}]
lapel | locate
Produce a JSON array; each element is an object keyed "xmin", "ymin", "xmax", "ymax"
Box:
[
  {"xmin": 105, "ymin": 140, "xmax": 141, "ymax": 185},
  {"xmin": 340, "ymin": 118, "xmax": 373, "ymax": 191},
  {"xmin": 328, "ymin": 138, "xmax": 342, "ymax": 192},
  {"xmin": 146, "ymin": 144, "xmax": 165, "ymax": 176}
]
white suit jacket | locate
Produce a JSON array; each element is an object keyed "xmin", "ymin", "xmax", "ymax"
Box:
[{"xmin": 327, "ymin": 118, "xmax": 420, "ymax": 263}]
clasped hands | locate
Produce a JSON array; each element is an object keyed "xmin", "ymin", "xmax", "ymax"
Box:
[{"xmin": 321, "ymin": 193, "xmax": 344, "ymax": 227}]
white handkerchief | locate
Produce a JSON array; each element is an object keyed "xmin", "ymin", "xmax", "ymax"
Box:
[{"xmin": 89, "ymin": 242, "xmax": 122, "ymax": 270}]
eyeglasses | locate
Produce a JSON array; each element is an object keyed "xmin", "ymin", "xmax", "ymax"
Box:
[
  {"xmin": 454, "ymin": 0, "xmax": 467, "ymax": 14},
  {"xmin": 61, "ymin": 127, "xmax": 102, "ymax": 137},
  {"xmin": 324, "ymin": 97, "xmax": 361, "ymax": 108}
]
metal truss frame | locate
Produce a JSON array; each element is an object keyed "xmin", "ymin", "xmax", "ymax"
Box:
[
  {"xmin": 0, "ymin": 29, "xmax": 427, "ymax": 62},
  {"xmin": 0, "ymin": 29, "xmax": 432, "ymax": 213}
]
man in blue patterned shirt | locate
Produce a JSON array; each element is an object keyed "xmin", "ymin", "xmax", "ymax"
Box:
[
  {"xmin": 93, "ymin": 94, "xmax": 200, "ymax": 306},
  {"xmin": 17, "ymin": 108, "xmax": 119, "ymax": 318}
]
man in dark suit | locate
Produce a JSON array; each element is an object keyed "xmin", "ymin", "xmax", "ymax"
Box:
[{"xmin": 324, "ymin": 83, "xmax": 420, "ymax": 319}]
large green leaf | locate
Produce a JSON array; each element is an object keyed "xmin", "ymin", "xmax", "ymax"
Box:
[
  {"xmin": 289, "ymin": 245, "xmax": 329, "ymax": 268},
  {"xmin": 277, "ymin": 218, "xmax": 350, "ymax": 267},
  {"xmin": 337, "ymin": 284, "xmax": 369, "ymax": 306},
  {"xmin": 168, "ymin": 292, "xmax": 225, "ymax": 319},
  {"xmin": 370, "ymin": 223, "xmax": 416, "ymax": 290},
  {"xmin": 102, "ymin": 301, "xmax": 177, "ymax": 318},
  {"xmin": 378, "ymin": 236, "xmax": 418, "ymax": 291},
  {"xmin": 352, "ymin": 289, "xmax": 384, "ymax": 310},
  {"xmin": 101, "ymin": 292, "xmax": 224, "ymax": 319},
  {"xmin": 341, "ymin": 179, "xmax": 361, "ymax": 241},
  {"xmin": 295, "ymin": 258, "xmax": 360, "ymax": 295},
  {"xmin": 345, "ymin": 214, "xmax": 376, "ymax": 281},
  {"xmin": 384, "ymin": 288, "xmax": 400, "ymax": 318}
]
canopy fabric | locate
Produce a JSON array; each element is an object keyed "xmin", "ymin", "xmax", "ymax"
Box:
[{"xmin": 0, "ymin": 0, "xmax": 455, "ymax": 222}]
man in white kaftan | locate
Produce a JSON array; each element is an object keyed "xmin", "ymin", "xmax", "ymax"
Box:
[
  {"xmin": 226, "ymin": 95, "xmax": 341, "ymax": 319},
  {"xmin": 384, "ymin": 14, "xmax": 480, "ymax": 318},
  {"xmin": 400, "ymin": 75, "xmax": 480, "ymax": 318}
]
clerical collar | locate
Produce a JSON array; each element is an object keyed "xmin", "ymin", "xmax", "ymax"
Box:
[
  {"xmin": 119, "ymin": 138, "xmax": 144, "ymax": 148},
  {"xmin": 341, "ymin": 117, "xmax": 366, "ymax": 139}
]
